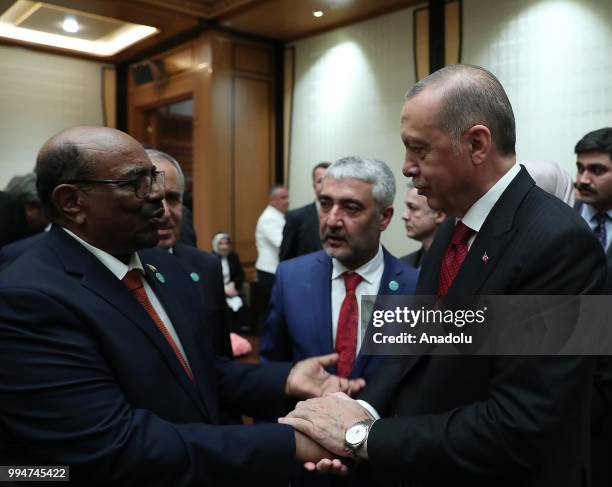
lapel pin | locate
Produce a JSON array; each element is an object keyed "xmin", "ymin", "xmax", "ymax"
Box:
[
  {"xmin": 155, "ymin": 272, "xmax": 166, "ymax": 284},
  {"xmin": 482, "ymin": 252, "xmax": 489, "ymax": 264},
  {"xmin": 388, "ymin": 280, "xmax": 399, "ymax": 292},
  {"xmin": 190, "ymin": 272, "xmax": 200, "ymax": 282}
]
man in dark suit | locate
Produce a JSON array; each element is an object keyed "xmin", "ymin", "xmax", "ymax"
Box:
[
  {"xmin": 146, "ymin": 148, "xmax": 234, "ymax": 358},
  {"xmin": 0, "ymin": 126, "xmax": 365, "ymax": 486},
  {"xmin": 279, "ymin": 161, "xmax": 331, "ymax": 261},
  {"xmin": 573, "ymin": 127, "xmax": 612, "ymax": 487},
  {"xmin": 261, "ymin": 156, "xmax": 418, "ymax": 382},
  {"xmin": 574, "ymin": 128, "xmax": 612, "ymax": 289},
  {"xmin": 281, "ymin": 65, "xmax": 605, "ymax": 487},
  {"xmin": 400, "ymin": 184, "xmax": 445, "ymax": 268}
]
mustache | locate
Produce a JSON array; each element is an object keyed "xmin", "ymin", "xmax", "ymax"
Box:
[
  {"xmin": 322, "ymin": 231, "xmax": 347, "ymax": 240},
  {"xmin": 574, "ymin": 182, "xmax": 596, "ymax": 192}
]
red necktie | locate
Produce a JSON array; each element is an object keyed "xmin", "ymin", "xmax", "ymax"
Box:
[
  {"xmin": 437, "ymin": 221, "xmax": 474, "ymax": 297},
  {"xmin": 335, "ymin": 272, "xmax": 363, "ymax": 377},
  {"xmin": 122, "ymin": 270, "xmax": 193, "ymax": 381}
]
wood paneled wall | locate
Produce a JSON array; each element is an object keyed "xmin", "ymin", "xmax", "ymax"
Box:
[{"xmin": 127, "ymin": 31, "xmax": 277, "ymax": 269}]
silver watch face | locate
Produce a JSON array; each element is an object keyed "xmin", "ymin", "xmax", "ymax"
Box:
[{"xmin": 346, "ymin": 423, "xmax": 368, "ymax": 446}]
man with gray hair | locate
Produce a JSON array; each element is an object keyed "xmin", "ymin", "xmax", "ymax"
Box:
[
  {"xmin": 261, "ymin": 156, "xmax": 417, "ymax": 378},
  {"xmin": 0, "ymin": 172, "xmax": 49, "ymax": 269},
  {"xmin": 145, "ymin": 148, "xmax": 235, "ymax": 359},
  {"xmin": 281, "ymin": 65, "xmax": 605, "ymax": 486},
  {"xmin": 4, "ymin": 172, "xmax": 48, "ymax": 238},
  {"xmin": 261, "ymin": 155, "xmax": 417, "ymax": 486}
]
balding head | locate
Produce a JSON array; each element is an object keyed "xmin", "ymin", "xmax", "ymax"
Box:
[
  {"xmin": 36, "ymin": 126, "xmax": 165, "ymax": 261},
  {"xmin": 37, "ymin": 126, "xmax": 145, "ymax": 219}
]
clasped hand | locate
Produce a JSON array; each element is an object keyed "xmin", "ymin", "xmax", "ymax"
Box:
[{"xmin": 282, "ymin": 354, "xmax": 372, "ymax": 476}]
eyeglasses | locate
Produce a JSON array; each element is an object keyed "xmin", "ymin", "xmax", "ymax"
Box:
[{"xmin": 68, "ymin": 169, "xmax": 165, "ymax": 199}]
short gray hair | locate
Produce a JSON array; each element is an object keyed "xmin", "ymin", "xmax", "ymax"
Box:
[
  {"xmin": 407, "ymin": 64, "xmax": 516, "ymax": 156},
  {"xmin": 5, "ymin": 172, "xmax": 39, "ymax": 203},
  {"xmin": 145, "ymin": 149, "xmax": 185, "ymax": 192},
  {"xmin": 324, "ymin": 156, "xmax": 396, "ymax": 209}
]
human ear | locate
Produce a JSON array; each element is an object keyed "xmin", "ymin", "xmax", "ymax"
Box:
[{"xmin": 52, "ymin": 184, "xmax": 86, "ymax": 225}]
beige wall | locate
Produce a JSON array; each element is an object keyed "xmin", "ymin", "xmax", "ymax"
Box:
[
  {"xmin": 289, "ymin": 7, "xmax": 419, "ymax": 258},
  {"xmin": 463, "ymin": 0, "xmax": 612, "ymax": 174},
  {"xmin": 0, "ymin": 45, "xmax": 109, "ymax": 189}
]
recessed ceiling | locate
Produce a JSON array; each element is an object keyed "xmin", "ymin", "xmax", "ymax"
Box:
[
  {"xmin": 219, "ymin": 0, "xmax": 422, "ymax": 41},
  {"xmin": 0, "ymin": 0, "xmax": 422, "ymax": 62},
  {"xmin": 0, "ymin": 0, "xmax": 159, "ymax": 56}
]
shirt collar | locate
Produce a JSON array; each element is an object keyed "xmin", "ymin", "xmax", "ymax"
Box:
[
  {"xmin": 61, "ymin": 227, "xmax": 144, "ymax": 280},
  {"xmin": 461, "ymin": 163, "xmax": 520, "ymax": 232},
  {"xmin": 582, "ymin": 203, "xmax": 612, "ymax": 222},
  {"xmin": 331, "ymin": 243, "xmax": 383, "ymax": 284}
]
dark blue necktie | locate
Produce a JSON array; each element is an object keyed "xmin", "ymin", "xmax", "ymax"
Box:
[{"xmin": 593, "ymin": 212, "xmax": 608, "ymax": 249}]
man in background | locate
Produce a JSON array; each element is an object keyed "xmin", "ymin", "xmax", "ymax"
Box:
[
  {"xmin": 0, "ymin": 172, "xmax": 49, "ymax": 268},
  {"xmin": 280, "ymin": 161, "xmax": 331, "ymax": 261},
  {"xmin": 261, "ymin": 156, "xmax": 418, "ymax": 487},
  {"xmin": 255, "ymin": 185, "xmax": 289, "ymax": 313},
  {"xmin": 573, "ymin": 127, "xmax": 612, "ymax": 487},
  {"xmin": 400, "ymin": 184, "xmax": 446, "ymax": 268},
  {"xmin": 261, "ymin": 156, "xmax": 417, "ymax": 379},
  {"xmin": 146, "ymin": 148, "xmax": 234, "ymax": 358},
  {"xmin": 575, "ymin": 128, "xmax": 612, "ymax": 289}
]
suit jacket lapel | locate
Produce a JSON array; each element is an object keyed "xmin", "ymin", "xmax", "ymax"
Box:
[
  {"xmin": 311, "ymin": 253, "xmax": 335, "ymax": 367},
  {"xmin": 140, "ymin": 258, "xmax": 214, "ymax": 421},
  {"xmin": 449, "ymin": 167, "xmax": 534, "ymax": 295},
  {"xmin": 48, "ymin": 228, "xmax": 210, "ymax": 420}
]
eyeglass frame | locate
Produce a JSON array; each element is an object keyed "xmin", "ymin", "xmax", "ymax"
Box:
[{"xmin": 67, "ymin": 168, "xmax": 165, "ymax": 199}]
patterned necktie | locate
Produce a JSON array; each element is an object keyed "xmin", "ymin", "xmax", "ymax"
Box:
[
  {"xmin": 437, "ymin": 221, "xmax": 474, "ymax": 297},
  {"xmin": 122, "ymin": 270, "xmax": 193, "ymax": 381},
  {"xmin": 335, "ymin": 272, "xmax": 363, "ymax": 378},
  {"xmin": 593, "ymin": 212, "xmax": 608, "ymax": 249}
]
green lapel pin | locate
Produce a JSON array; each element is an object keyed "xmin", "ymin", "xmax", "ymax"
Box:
[
  {"xmin": 388, "ymin": 280, "xmax": 399, "ymax": 291},
  {"xmin": 190, "ymin": 272, "xmax": 200, "ymax": 282}
]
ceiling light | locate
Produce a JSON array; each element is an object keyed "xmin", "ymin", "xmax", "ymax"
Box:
[
  {"xmin": 313, "ymin": 10, "xmax": 324, "ymax": 18},
  {"xmin": 62, "ymin": 16, "xmax": 79, "ymax": 33},
  {"xmin": 0, "ymin": 1, "xmax": 159, "ymax": 57}
]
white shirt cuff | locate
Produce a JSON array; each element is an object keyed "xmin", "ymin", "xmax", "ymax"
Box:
[{"xmin": 357, "ymin": 400, "xmax": 381, "ymax": 420}]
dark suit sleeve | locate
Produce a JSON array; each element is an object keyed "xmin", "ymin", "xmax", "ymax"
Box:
[
  {"xmin": 279, "ymin": 211, "xmax": 298, "ymax": 262},
  {"xmin": 366, "ymin": 355, "xmax": 593, "ymax": 483},
  {"xmin": 0, "ymin": 288, "xmax": 295, "ymax": 487},
  {"xmin": 259, "ymin": 265, "xmax": 293, "ymax": 362}
]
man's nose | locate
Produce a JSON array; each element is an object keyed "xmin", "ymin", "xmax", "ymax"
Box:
[
  {"xmin": 326, "ymin": 206, "xmax": 343, "ymax": 227},
  {"xmin": 403, "ymin": 156, "xmax": 420, "ymax": 178},
  {"xmin": 577, "ymin": 171, "xmax": 591, "ymax": 186}
]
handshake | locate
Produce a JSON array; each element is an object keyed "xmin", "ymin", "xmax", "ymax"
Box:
[{"xmin": 282, "ymin": 353, "xmax": 376, "ymax": 476}]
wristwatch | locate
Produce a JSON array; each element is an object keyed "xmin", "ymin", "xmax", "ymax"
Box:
[{"xmin": 344, "ymin": 418, "xmax": 376, "ymax": 456}]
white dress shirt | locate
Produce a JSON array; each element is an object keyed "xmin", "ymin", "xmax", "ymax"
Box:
[
  {"xmin": 255, "ymin": 205, "xmax": 286, "ymax": 274},
  {"xmin": 62, "ymin": 228, "xmax": 191, "ymax": 368},
  {"xmin": 331, "ymin": 244, "xmax": 385, "ymax": 353}
]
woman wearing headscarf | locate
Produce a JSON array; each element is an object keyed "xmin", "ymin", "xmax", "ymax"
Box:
[{"xmin": 212, "ymin": 233, "xmax": 252, "ymax": 355}]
